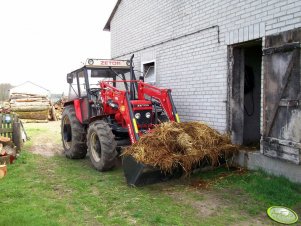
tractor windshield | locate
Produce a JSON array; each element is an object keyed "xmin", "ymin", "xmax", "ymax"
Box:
[
  {"xmin": 67, "ymin": 67, "xmax": 132, "ymax": 100},
  {"xmin": 87, "ymin": 70, "xmax": 107, "ymax": 89},
  {"xmin": 87, "ymin": 68, "xmax": 131, "ymax": 91}
]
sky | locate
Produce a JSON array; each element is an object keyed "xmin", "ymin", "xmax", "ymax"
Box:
[{"xmin": 0, "ymin": 0, "xmax": 117, "ymax": 94}]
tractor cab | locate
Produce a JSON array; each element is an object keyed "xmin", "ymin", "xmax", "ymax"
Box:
[
  {"xmin": 65, "ymin": 57, "xmax": 158, "ymax": 139},
  {"xmin": 66, "ymin": 59, "xmax": 131, "ymax": 99},
  {"xmin": 66, "ymin": 59, "xmax": 132, "ymax": 122}
]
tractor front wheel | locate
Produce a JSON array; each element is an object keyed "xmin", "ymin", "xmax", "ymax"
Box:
[
  {"xmin": 87, "ymin": 120, "xmax": 117, "ymax": 171},
  {"xmin": 61, "ymin": 105, "xmax": 87, "ymax": 159}
]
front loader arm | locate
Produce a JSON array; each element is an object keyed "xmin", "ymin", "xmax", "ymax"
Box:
[
  {"xmin": 101, "ymin": 81, "xmax": 140, "ymax": 144},
  {"xmin": 137, "ymin": 82, "xmax": 180, "ymax": 123},
  {"xmin": 100, "ymin": 80, "xmax": 180, "ymax": 144}
]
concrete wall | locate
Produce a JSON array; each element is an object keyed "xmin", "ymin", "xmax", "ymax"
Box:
[
  {"xmin": 234, "ymin": 151, "xmax": 301, "ymax": 183},
  {"xmin": 109, "ymin": 0, "xmax": 301, "ymax": 132}
]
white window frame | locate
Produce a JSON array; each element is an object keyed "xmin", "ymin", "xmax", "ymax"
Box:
[{"xmin": 141, "ymin": 60, "xmax": 156, "ymax": 84}]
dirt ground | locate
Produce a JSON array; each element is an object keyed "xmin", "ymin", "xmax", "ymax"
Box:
[{"xmin": 24, "ymin": 121, "xmax": 64, "ymax": 157}]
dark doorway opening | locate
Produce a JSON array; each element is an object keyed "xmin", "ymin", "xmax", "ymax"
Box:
[
  {"xmin": 243, "ymin": 45, "xmax": 262, "ymax": 146},
  {"xmin": 228, "ymin": 40, "xmax": 262, "ymax": 147}
]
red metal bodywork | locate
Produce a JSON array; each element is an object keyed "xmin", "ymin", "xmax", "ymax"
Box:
[
  {"xmin": 100, "ymin": 80, "xmax": 179, "ymax": 144},
  {"xmin": 137, "ymin": 82, "xmax": 177, "ymax": 122},
  {"xmin": 73, "ymin": 99, "xmax": 83, "ymax": 123}
]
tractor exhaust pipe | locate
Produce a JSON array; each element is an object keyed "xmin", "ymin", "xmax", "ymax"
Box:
[{"xmin": 129, "ymin": 54, "xmax": 137, "ymax": 100}]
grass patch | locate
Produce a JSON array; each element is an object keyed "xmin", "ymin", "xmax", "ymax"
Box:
[
  {"xmin": 0, "ymin": 151, "xmax": 202, "ymax": 226},
  {"xmin": 1, "ymin": 123, "xmax": 301, "ymax": 225},
  {"xmin": 194, "ymin": 167, "xmax": 301, "ymax": 217}
]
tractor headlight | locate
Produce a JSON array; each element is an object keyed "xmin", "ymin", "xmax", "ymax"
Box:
[
  {"xmin": 145, "ymin": 112, "xmax": 151, "ymax": 118},
  {"xmin": 88, "ymin": 59, "xmax": 94, "ymax": 65},
  {"xmin": 134, "ymin": 113, "xmax": 141, "ymax": 119}
]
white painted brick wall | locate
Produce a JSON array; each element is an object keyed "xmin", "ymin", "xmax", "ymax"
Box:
[{"xmin": 109, "ymin": 0, "xmax": 301, "ymax": 132}]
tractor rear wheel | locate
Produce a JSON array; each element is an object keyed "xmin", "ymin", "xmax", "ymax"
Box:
[
  {"xmin": 61, "ymin": 105, "xmax": 87, "ymax": 159},
  {"xmin": 87, "ymin": 120, "xmax": 117, "ymax": 171}
]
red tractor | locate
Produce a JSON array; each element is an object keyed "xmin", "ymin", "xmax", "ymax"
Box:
[{"xmin": 61, "ymin": 55, "xmax": 180, "ymax": 186}]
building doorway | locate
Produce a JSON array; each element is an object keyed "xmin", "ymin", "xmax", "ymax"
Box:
[{"xmin": 228, "ymin": 40, "xmax": 262, "ymax": 147}]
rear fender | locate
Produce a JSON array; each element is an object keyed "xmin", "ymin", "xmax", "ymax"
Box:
[
  {"xmin": 73, "ymin": 99, "xmax": 83, "ymax": 123},
  {"xmin": 63, "ymin": 100, "xmax": 83, "ymax": 123}
]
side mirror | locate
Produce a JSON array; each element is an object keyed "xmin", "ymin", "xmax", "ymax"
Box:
[{"xmin": 67, "ymin": 74, "xmax": 73, "ymax": 84}]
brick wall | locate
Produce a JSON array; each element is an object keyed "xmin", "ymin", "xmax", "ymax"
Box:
[{"xmin": 109, "ymin": 0, "xmax": 301, "ymax": 131}]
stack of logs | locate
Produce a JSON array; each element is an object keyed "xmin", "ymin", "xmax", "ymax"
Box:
[
  {"xmin": 0, "ymin": 136, "xmax": 16, "ymax": 178},
  {"xmin": 0, "ymin": 102, "xmax": 11, "ymax": 114},
  {"xmin": 0, "ymin": 94, "xmax": 66, "ymax": 123},
  {"xmin": 10, "ymin": 93, "xmax": 51, "ymax": 123},
  {"xmin": 50, "ymin": 97, "xmax": 66, "ymax": 121}
]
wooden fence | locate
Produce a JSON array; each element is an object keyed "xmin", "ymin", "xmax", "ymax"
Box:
[{"xmin": 0, "ymin": 114, "xmax": 22, "ymax": 150}]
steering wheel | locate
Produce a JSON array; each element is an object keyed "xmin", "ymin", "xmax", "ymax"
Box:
[{"xmin": 88, "ymin": 88, "xmax": 101, "ymax": 97}]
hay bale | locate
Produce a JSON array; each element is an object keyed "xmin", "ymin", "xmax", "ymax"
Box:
[{"xmin": 123, "ymin": 122, "xmax": 238, "ymax": 173}]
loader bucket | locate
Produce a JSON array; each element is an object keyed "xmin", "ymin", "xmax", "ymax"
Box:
[{"xmin": 122, "ymin": 155, "xmax": 182, "ymax": 186}]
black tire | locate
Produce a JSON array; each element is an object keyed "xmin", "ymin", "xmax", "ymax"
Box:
[
  {"xmin": 61, "ymin": 105, "xmax": 87, "ymax": 159},
  {"xmin": 87, "ymin": 120, "xmax": 117, "ymax": 171}
]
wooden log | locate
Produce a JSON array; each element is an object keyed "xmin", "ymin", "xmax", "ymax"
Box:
[
  {"xmin": 0, "ymin": 155, "xmax": 10, "ymax": 165},
  {"xmin": 0, "ymin": 165, "xmax": 7, "ymax": 178},
  {"xmin": 14, "ymin": 97, "xmax": 47, "ymax": 102},
  {"xmin": 11, "ymin": 103, "xmax": 49, "ymax": 106},
  {"xmin": 11, "ymin": 106, "xmax": 50, "ymax": 112},
  {"xmin": 51, "ymin": 106, "xmax": 58, "ymax": 121},
  {"xmin": 11, "ymin": 103, "xmax": 49, "ymax": 107},
  {"xmin": 3, "ymin": 143, "xmax": 16, "ymax": 156},
  {"xmin": 0, "ymin": 136, "xmax": 11, "ymax": 143},
  {"xmin": 10, "ymin": 93, "xmax": 47, "ymax": 98},
  {"xmin": 11, "ymin": 100, "xmax": 49, "ymax": 104},
  {"xmin": 10, "ymin": 102, "xmax": 50, "ymax": 107},
  {"xmin": 2, "ymin": 102, "xmax": 10, "ymax": 108},
  {"xmin": 11, "ymin": 105, "xmax": 50, "ymax": 109},
  {"xmin": 10, "ymin": 103, "xmax": 47, "ymax": 107},
  {"xmin": 15, "ymin": 110, "xmax": 49, "ymax": 120},
  {"xmin": 21, "ymin": 119, "xmax": 48, "ymax": 123},
  {"xmin": 10, "ymin": 95, "xmax": 43, "ymax": 99}
]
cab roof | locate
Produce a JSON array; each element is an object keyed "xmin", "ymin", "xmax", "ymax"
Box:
[
  {"xmin": 69, "ymin": 59, "xmax": 131, "ymax": 74},
  {"xmin": 84, "ymin": 58, "xmax": 130, "ymax": 69}
]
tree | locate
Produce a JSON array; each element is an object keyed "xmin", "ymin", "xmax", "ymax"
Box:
[{"xmin": 0, "ymin": 83, "xmax": 13, "ymax": 101}]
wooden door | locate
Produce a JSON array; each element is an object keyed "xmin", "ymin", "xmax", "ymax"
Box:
[
  {"xmin": 262, "ymin": 28, "xmax": 301, "ymax": 164},
  {"xmin": 228, "ymin": 46, "xmax": 245, "ymax": 145}
]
